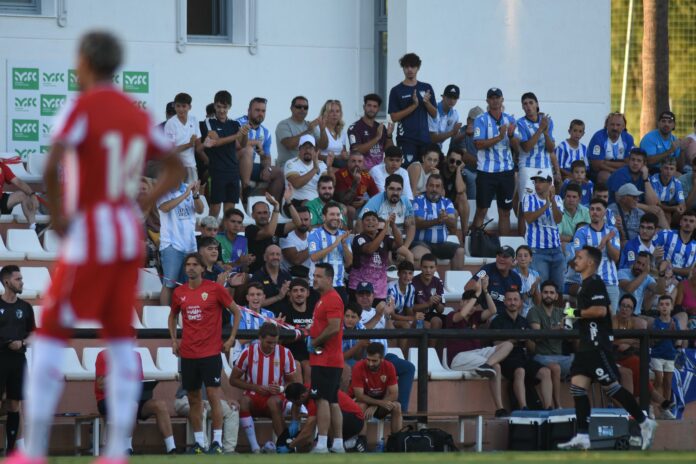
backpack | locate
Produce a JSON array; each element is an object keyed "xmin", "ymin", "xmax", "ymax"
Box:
[{"xmin": 386, "ymin": 425, "xmax": 458, "ymax": 452}]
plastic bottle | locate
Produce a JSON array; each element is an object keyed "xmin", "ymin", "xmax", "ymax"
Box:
[
  {"xmin": 416, "ymin": 318, "xmax": 424, "ymax": 329},
  {"xmin": 375, "ymin": 438, "xmax": 384, "ymax": 452},
  {"xmin": 564, "ymin": 302, "xmax": 574, "ymax": 330}
]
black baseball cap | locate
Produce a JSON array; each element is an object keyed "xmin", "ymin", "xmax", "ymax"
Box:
[
  {"xmin": 443, "ymin": 85, "xmax": 460, "ymax": 99},
  {"xmin": 487, "ymin": 87, "xmax": 503, "ymax": 98},
  {"xmin": 497, "ymin": 245, "xmax": 515, "ymax": 258},
  {"xmin": 356, "ymin": 282, "xmax": 374, "ymax": 294},
  {"xmin": 659, "ymin": 111, "xmax": 676, "ymax": 122}
]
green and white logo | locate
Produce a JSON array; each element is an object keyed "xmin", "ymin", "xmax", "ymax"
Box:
[
  {"xmin": 41, "ymin": 123, "xmax": 53, "ymax": 136},
  {"xmin": 16, "ymin": 148, "xmax": 37, "ymax": 159},
  {"xmin": 123, "ymin": 71, "xmax": 149, "ymax": 93},
  {"xmin": 68, "ymin": 69, "xmax": 79, "ymax": 91},
  {"xmin": 42, "ymin": 71, "xmax": 66, "ymax": 87},
  {"xmin": 12, "ymin": 68, "xmax": 39, "ymax": 90},
  {"xmin": 14, "ymin": 97, "xmax": 37, "ymax": 112},
  {"xmin": 40, "ymin": 94, "xmax": 67, "ymax": 117},
  {"xmin": 40, "ymin": 145, "xmax": 51, "ymax": 154},
  {"xmin": 12, "ymin": 119, "xmax": 39, "ymax": 142}
]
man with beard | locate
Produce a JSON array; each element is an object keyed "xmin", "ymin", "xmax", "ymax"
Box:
[
  {"xmin": 640, "ymin": 110, "xmax": 693, "ymax": 173},
  {"xmin": 285, "ymin": 135, "xmax": 330, "ymax": 207},
  {"xmin": 0, "ymin": 265, "xmax": 35, "ymax": 454},
  {"xmin": 245, "ymin": 189, "xmax": 297, "ymax": 274},
  {"xmin": 280, "ymin": 206, "xmax": 313, "ymax": 278},
  {"xmin": 348, "ymin": 93, "xmax": 394, "ymax": 171},
  {"xmin": 618, "ymin": 213, "xmax": 661, "ymax": 269},
  {"xmin": 362, "ymin": 174, "xmax": 416, "ymax": 263},
  {"xmin": 465, "ymin": 246, "xmax": 522, "ymax": 314},
  {"xmin": 618, "ymin": 251, "xmax": 665, "ymax": 312},
  {"xmin": 369, "ymin": 146, "xmax": 414, "ymax": 200},
  {"xmin": 237, "ymin": 97, "xmax": 285, "ymax": 203},
  {"xmin": 349, "ymin": 342, "xmax": 402, "ymax": 453},
  {"xmin": 654, "ymin": 209, "xmax": 696, "ymax": 279},
  {"xmin": 348, "ymin": 211, "xmax": 402, "ymax": 302},
  {"xmin": 438, "ymin": 146, "xmax": 470, "ymax": 236},
  {"xmin": 334, "ymin": 152, "xmax": 380, "ymax": 216},
  {"xmin": 279, "ymin": 278, "xmax": 317, "ymax": 382},
  {"xmin": 607, "ymin": 148, "xmax": 660, "ymax": 208},
  {"xmin": 250, "ymin": 245, "xmax": 292, "ymax": 315},
  {"xmin": 306, "ymin": 175, "xmax": 349, "ymax": 228},
  {"xmin": 587, "ymin": 112, "xmax": 635, "ymax": 184},
  {"xmin": 410, "ymin": 174, "xmax": 465, "ymax": 269},
  {"xmin": 308, "ymin": 202, "xmax": 352, "ymax": 304}
]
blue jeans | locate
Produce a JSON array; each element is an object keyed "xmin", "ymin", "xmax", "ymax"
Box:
[
  {"xmin": 534, "ymin": 354, "xmax": 575, "ymax": 378},
  {"xmin": 607, "ymin": 284, "xmax": 620, "ymax": 314},
  {"xmin": 160, "ymin": 245, "xmax": 187, "ymax": 288},
  {"xmin": 463, "ymin": 168, "xmax": 477, "ymax": 199},
  {"xmin": 532, "ymin": 247, "xmax": 565, "ymax": 292},
  {"xmin": 385, "ymin": 353, "xmax": 415, "ymax": 412}
]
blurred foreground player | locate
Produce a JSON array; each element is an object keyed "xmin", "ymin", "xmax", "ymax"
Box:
[
  {"xmin": 558, "ymin": 246, "xmax": 657, "ymax": 450},
  {"xmin": 5, "ymin": 31, "xmax": 183, "ymax": 464}
]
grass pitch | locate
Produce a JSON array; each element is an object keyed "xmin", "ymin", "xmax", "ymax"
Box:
[{"xmin": 47, "ymin": 451, "xmax": 696, "ymax": 464}]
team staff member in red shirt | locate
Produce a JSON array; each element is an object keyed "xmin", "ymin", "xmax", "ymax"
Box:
[
  {"xmin": 0, "ymin": 162, "xmax": 38, "ymax": 230},
  {"xmin": 229, "ymin": 322, "xmax": 300, "ymax": 453},
  {"xmin": 350, "ymin": 342, "xmax": 402, "ymax": 452},
  {"xmin": 169, "ymin": 253, "xmax": 241, "ymax": 455},
  {"xmin": 307, "ymin": 262, "xmax": 345, "ymax": 453},
  {"xmin": 284, "ymin": 383, "xmax": 364, "ymax": 452}
]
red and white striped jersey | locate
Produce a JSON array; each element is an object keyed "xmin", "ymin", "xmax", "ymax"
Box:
[
  {"xmin": 235, "ymin": 341, "xmax": 296, "ymax": 387},
  {"xmin": 51, "ymin": 85, "xmax": 171, "ymax": 265}
]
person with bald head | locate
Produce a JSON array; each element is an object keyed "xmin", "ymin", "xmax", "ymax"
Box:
[{"xmin": 250, "ymin": 244, "xmax": 293, "ymax": 315}]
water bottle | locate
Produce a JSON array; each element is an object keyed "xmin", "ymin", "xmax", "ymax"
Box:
[
  {"xmin": 564, "ymin": 302, "xmax": 574, "ymax": 330},
  {"xmin": 375, "ymin": 438, "xmax": 384, "ymax": 453},
  {"xmin": 416, "ymin": 318, "xmax": 424, "ymax": 329}
]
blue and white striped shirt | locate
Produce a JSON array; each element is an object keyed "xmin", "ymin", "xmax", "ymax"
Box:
[
  {"xmin": 650, "ymin": 174, "xmax": 685, "ymax": 206},
  {"xmin": 556, "ymin": 140, "xmax": 588, "ymax": 172},
  {"xmin": 387, "ymin": 280, "xmax": 415, "ymax": 315},
  {"xmin": 472, "ymin": 111, "xmax": 516, "ymax": 173},
  {"xmin": 236, "ymin": 115, "xmax": 272, "ymax": 164},
  {"xmin": 523, "ymin": 193, "xmax": 563, "ymax": 249},
  {"xmin": 412, "ymin": 194, "xmax": 456, "ymax": 243},
  {"xmin": 654, "ymin": 230, "xmax": 696, "ymax": 275},
  {"xmin": 516, "ymin": 115, "xmax": 555, "ymax": 169},
  {"xmin": 232, "ymin": 306, "xmax": 275, "ymax": 330},
  {"xmin": 573, "ymin": 223, "xmax": 621, "ymax": 285},
  {"xmin": 307, "ymin": 227, "xmax": 349, "ymax": 287}
]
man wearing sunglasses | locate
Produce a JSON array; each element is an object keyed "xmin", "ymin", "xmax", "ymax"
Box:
[{"xmin": 276, "ymin": 96, "xmax": 324, "ymax": 167}]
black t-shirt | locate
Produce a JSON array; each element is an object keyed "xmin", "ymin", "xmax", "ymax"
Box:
[
  {"xmin": 472, "ymin": 264, "xmax": 522, "ymax": 314},
  {"xmin": 250, "ymin": 266, "xmax": 293, "ymax": 315},
  {"xmin": 0, "ymin": 298, "xmax": 35, "ymax": 354},
  {"xmin": 576, "ymin": 274, "xmax": 614, "ymax": 352},
  {"xmin": 438, "ymin": 162, "xmax": 459, "ymax": 202},
  {"xmin": 281, "ymin": 293, "xmax": 318, "ymax": 361},
  {"xmin": 204, "ymin": 117, "xmax": 240, "ymax": 172},
  {"xmin": 245, "ymin": 223, "xmax": 287, "ymax": 274},
  {"xmin": 489, "ymin": 310, "xmax": 530, "ymax": 364}
]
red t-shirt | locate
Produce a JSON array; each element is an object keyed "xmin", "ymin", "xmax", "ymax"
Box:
[
  {"xmin": 306, "ymin": 390, "xmax": 364, "ymax": 420},
  {"xmin": 334, "ymin": 168, "xmax": 380, "ymax": 199},
  {"xmin": 349, "ymin": 359, "xmax": 397, "ymax": 399},
  {"xmin": 309, "ymin": 289, "xmax": 344, "ymax": 368},
  {"xmin": 94, "ymin": 350, "xmax": 144, "ymax": 402},
  {"xmin": 171, "ymin": 280, "xmax": 232, "ymax": 359},
  {"xmin": 0, "ymin": 162, "xmax": 16, "ymax": 195}
]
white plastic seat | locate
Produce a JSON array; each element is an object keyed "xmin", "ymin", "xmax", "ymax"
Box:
[
  {"xmin": 7, "ymin": 230, "xmax": 56, "ymax": 259},
  {"xmin": 156, "ymin": 347, "xmax": 179, "ymax": 379},
  {"xmin": 195, "ymin": 195, "xmax": 210, "ymax": 225},
  {"xmin": 132, "ymin": 311, "xmax": 145, "ymax": 330},
  {"xmin": 11, "ymin": 203, "xmax": 51, "ymax": 225},
  {"xmin": 500, "ymin": 236, "xmax": 526, "ymax": 252},
  {"xmin": 19, "ymin": 266, "xmax": 51, "ymax": 298},
  {"xmin": 62, "ymin": 347, "xmax": 93, "ymax": 380},
  {"xmin": 0, "ymin": 234, "xmax": 25, "ymax": 260},
  {"xmin": 42, "ymin": 229, "xmax": 60, "ymax": 253},
  {"xmin": 142, "ymin": 305, "xmax": 170, "ymax": 329},
  {"xmin": 408, "ymin": 347, "xmax": 463, "ymax": 380},
  {"xmin": 138, "ymin": 268, "xmax": 162, "ymax": 299},
  {"xmin": 25, "ymin": 347, "xmax": 32, "ymax": 368},
  {"xmin": 81, "ymin": 347, "xmax": 106, "ymax": 376},
  {"xmin": 74, "ymin": 319, "xmax": 103, "ymax": 329},
  {"xmin": 235, "ymin": 199, "xmax": 254, "ymax": 226},
  {"xmin": 27, "ymin": 152, "xmax": 47, "ymax": 177},
  {"xmin": 32, "ymin": 305, "xmax": 42, "ymax": 327},
  {"xmin": 386, "ymin": 347, "xmax": 405, "ymax": 359},
  {"xmin": 444, "ymin": 270, "xmax": 472, "ymax": 302},
  {"xmin": 134, "ymin": 347, "xmax": 174, "ymax": 380}
]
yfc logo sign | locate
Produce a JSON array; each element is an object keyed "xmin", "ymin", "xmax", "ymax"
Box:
[
  {"xmin": 42, "ymin": 71, "xmax": 66, "ymax": 87},
  {"xmin": 41, "ymin": 123, "xmax": 53, "ymax": 137},
  {"xmin": 16, "ymin": 148, "xmax": 37, "ymax": 159},
  {"xmin": 12, "ymin": 119, "xmax": 39, "ymax": 142},
  {"xmin": 14, "ymin": 97, "xmax": 37, "ymax": 112},
  {"xmin": 123, "ymin": 71, "xmax": 149, "ymax": 93},
  {"xmin": 40, "ymin": 94, "xmax": 67, "ymax": 116},
  {"xmin": 13, "ymin": 68, "xmax": 39, "ymax": 90},
  {"xmin": 68, "ymin": 69, "xmax": 79, "ymax": 91}
]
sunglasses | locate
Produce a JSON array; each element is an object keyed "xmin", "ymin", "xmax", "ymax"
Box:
[
  {"xmin": 449, "ymin": 159, "xmax": 463, "ymax": 166},
  {"xmin": 294, "ymin": 105, "xmax": 309, "ymax": 110}
]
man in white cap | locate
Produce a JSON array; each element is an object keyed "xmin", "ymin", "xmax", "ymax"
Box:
[
  {"xmin": 284, "ymin": 134, "xmax": 330, "ymax": 207},
  {"xmin": 428, "ymin": 84, "xmax": 464, "ymax": 147},
  {"xmin": 608, "ymin": 184, "xmax": 645, "ymax": 242}
]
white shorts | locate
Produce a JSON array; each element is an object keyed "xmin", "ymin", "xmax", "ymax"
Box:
[
  {"xmin": 450, "ymin": 346, "xmax": 497, "ymax": 371},
  {"xmin": 650, "ymin": 357, "xmax": 675, "ymax": 373},
  {"xmin": 518, "ymin": 166, "xmax": 553, "ymax": 199}
]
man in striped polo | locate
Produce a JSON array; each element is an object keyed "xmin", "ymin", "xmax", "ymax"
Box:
[
  {"xmin": 650, "ymin": 157, "xmax": 686, "ymax": 225},
  {"xmin": 522, "ymin": 171, "xmax": 564, "ymax": 293},
  {"xmin": 471, "ymin": 88, "xmax": 520, "ymax": 236},
  {"xmin": 573, "ymin": 198, "xmax": 621, "ymax": 312},
  {"xmin": 653, "ymin": 209, "xmax": 696, "ymax": 280},
  {"xmin": 410, "ymin": 174, "xmax": 465, "ymax": 270}
]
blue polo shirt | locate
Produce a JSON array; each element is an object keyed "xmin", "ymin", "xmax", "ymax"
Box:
[
  {"xmin": 205, "ymin": 117, "xmax": 241, "ymax": 172},
  {"xmin": 607, "ymin": 166, "xmax": 645, "ymax": 204},
  {"xmin": 640, "ymin": 129, "xmax": 680, "ymax": 168},
  {"xmin": 388, "ymin": 81, "xmax": 436, "ymax": 144},
  {"xmin": 471, "ymin": 263, "xmax": 522, "ymax": 314},
  {"xmin": 587, "ymin": 129, "xmax": 634, "ymax": 167}
]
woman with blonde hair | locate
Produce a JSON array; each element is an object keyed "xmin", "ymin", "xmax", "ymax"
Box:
[{"xmin": 318, "ymin": 99, "xmax": 349, "ymax": 169}]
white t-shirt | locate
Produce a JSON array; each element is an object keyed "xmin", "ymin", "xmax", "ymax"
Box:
[
  {"xmin": 279, "ymin": 230, "xmax": 312, "ymax": 270},
  {"xmin": 157, "ymin": 184, "xmax": 198, "ymax": 253},
  {"xmin": 284, "ymin": 157, "xmax": 328, "ymax": 201},
  {"xmin": 321, "ymin": 127, "xmax": 348, "ymax": 157},
  {"xmin": 164, "ymin": 114, "xmax": 201, "ymax": 168},
  {"xmin": 368, "ymin": 164, "xmax": 414, "ymax": 200},
  {"xmin": 359, "ymin": 307, "xmax": 388, "ymax": 352}
]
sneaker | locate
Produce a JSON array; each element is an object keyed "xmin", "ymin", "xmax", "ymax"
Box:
[
  {"xmin": 188, "ymin": 442, "xmax": 206, "ymax": 454},
  {"xmin": 310, "ymin": 446, "xmax": 329, "ymax": 454},
  {"xmin": 494, "ymin": 409, "xmax": 509, "ymax": 418},
  {"xmin": 2, "ymin": 451, "xmax": 47, "ymax": 464},
  {"xmin": 474, "ymin": 363, "xmax": 496, "ymax": 378},
  {"xmin": 251, "ymin": 448, "xmax": 261, "ymax": 454},
  {"xmin": 329, "ymin": 446, "xmax": 346, "ymax": 453},
  {"xmin": 167, "ymin": 448, "xmax": 178, "ymax": 455},
  {"xmin": 557, "ymin": 434, "xmax": 591, "ymax": 450},
  {"xmin": 639, "ymin": 418, "xmax": 658, "ymax": 450},
  {"xmin": 207, "ymin": 441, "xmax": 223, "ymax": 455},
  {"xmin": 354, "ymin": 436, "xmax": 368, "ymax": 453},
  {"xmin": 658, "ymin": 408, "xmax": 676, "ymax": 420},
  {"xmin": 126, "ymin": 449, "xmax": 134, "ymax": 456}
]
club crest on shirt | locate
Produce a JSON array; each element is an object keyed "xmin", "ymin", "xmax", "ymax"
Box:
[
  {"xmin": 15, "ymin": 309, "xmax": 23, "ymax": 319},
  {"xmin": 380, "ymin": 375, "xmax": 387, "ymax": 383},
  {"xmin": 201, "ymin": 292, "xmax": 208, "ymax": 301}
]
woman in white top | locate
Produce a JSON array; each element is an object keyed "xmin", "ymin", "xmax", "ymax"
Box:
[
  {"xmin": 318, "ymin": 99, "xmax": 348, "ymax": 170},
  {"xmin": 407, "ymin": 144, "xmax": 442, "ymax": 197}
]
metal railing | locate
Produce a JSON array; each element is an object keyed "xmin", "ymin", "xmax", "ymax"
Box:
[{"xmin": 74, "ymin": 327, "xmax": 696, "ymax": 413}]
